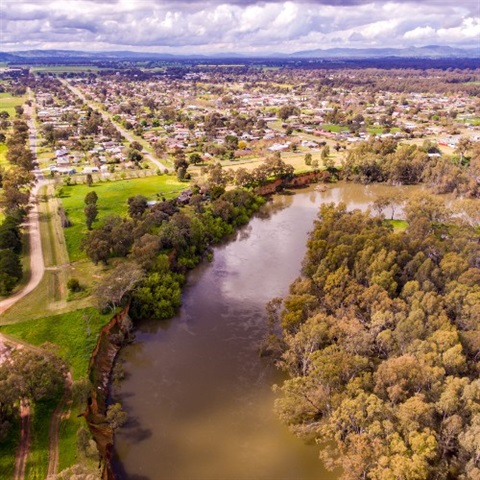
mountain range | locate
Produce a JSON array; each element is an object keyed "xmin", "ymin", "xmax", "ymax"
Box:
[{"xmin": 0, "ymin": 45, "xmax": 478, "ymax": 63}]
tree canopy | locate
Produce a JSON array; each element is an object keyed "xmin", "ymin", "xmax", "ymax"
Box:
[{"xmin": 274, "ymin": 199, "xmax": 480, "ymax": 480}]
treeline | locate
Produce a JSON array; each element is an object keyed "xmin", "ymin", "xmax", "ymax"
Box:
[
  {"xmin": 273, "ymin": 197, "xmax": 480, "ymax": 480},
  {"xmin": 82, "ymin": 187, "xmax": 265, "ymax": 319},
  {"xmin": 0, "ymin": 212, "xmax": 23, "ymax": 295},
  {"xmin": 342, "ymin": 138, "xmax": 480, "ymax": 197},
  {"xmin": 0, "ymin": 105, "xmax": 35, "ymax": 295}
]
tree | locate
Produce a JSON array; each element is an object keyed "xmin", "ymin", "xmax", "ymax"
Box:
[
  {"xmin": 127, "ymin": 148, "xmax": 143, "ymax": 163},
  {"xmin": 273, "ymin": 202, "xmax": 480, "ymax": 479},
  {"xmin": 372, "ymin": 192, "xmax": 403, "ymax": 220},
  {"xmin": 0, "ymin": 215, "xmax": 22, "ymax": 253},
  {"xmin": 127, "ymin": 195, "xmax": 148, "ymax": 219},
  {"xmin": 278, "ymin": 105, "xmax": 300, "ymax": 121},
  {"xmin": 86, "ymin": 173, "xmax": 93, "ymax": 187},
  {"xmin": 84, "ymin": 191, "xmax": 98, "ymax": 206},
  {"xmin": 84, "ymin": 203, "xmax": 98, "ymax": 230},
  {"xmin": 225, "ymin": 135, "xmax": 239, "ymax": 150},
  {"xmin": 304, "ymin": 153, "xmax": 312, "ymax": 166},
  {"xmin": 321, "ymin": 145, "xmax": 330, "ymax": 160},
  {"xmin": 131, "ymin": 271, "xmax": 182, "ymax": 320},
  {"xmin": 93, "ymin": 262, "xmax": 144, "ymax": 312},
  {"xmin": 173, "ymin": 151, "xmax": 188, "ymax": 171},
  {"xmin": 1, "ymin": 166, "xmax": 34, "ymax": 212},
  {"xmin": 130, "ymin": 141, "xmax": 143, "ymax": 152},
  {"xmin": 10, "ymin": 350, "xmax": 64, "ymax": 401},
  {"xmin": 0, "ymin": 249, "xmax": 22, "ymax": 295},
  {"xmin": 82, "ymin": 230, "xmax": 111, "ymax": 265},
  {"xmin": 67, "ymin": 278, "xmax": 82, "ymax": 293},
  {"xmin": 131, "ymin": 234, "xmax": 162, "ymax": 270},
  {"xmin": 188, "ymin": 152, "xmax": 202, "ymax": 165},
  {"xmin": 455, "ymin": 137, "xmax": 472, "ymax": 163}
]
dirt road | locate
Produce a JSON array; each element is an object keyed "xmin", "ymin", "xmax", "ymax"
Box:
[
  {"xmin": 13, "ymin": 399, "xmax": 30, "ymax": 480},
  {"xmin": 46, "ymin": 372, "xmax": 73, "ymax": 479}
]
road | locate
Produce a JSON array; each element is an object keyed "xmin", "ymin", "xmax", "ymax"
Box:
[
  {"xmin": 0, "ymin": 98, "xmax": 47, "ymax": 316},
  {"xmin": 59, "ymin": 79, "xmax": 169, "ymax": 171}
]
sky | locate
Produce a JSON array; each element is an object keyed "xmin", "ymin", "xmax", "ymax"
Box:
[{"xmin": 1, "ymin": 0, "xmax": 479, "ymax": 54}]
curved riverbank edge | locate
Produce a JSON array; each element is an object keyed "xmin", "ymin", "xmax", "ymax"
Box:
[
  {"xmin": 84, "ymin": 305, "xmax": 131, "ymax": 480},
  {"xmin": 254, "ymin": 170, "xmax": 331, "ymax": 195},
  {"xmin": 84, "ymin": 171, "xmax": 332, "ymax": 479}
]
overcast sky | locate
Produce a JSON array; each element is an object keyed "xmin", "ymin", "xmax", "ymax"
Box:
[{"xmin": 2, "ymin": 0, "xmax": 479, "ymax": 53}]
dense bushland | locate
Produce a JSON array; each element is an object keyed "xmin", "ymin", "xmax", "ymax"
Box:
[{"xmin": 274, "ymin": 197, "xmax": 480, "ymax": 480}]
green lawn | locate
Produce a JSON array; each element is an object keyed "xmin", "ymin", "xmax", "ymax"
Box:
[
  {"xmin": 59, "ymin": 175, "xmax": 184, "ymax": 261},
  {"xmin": 0, "ymin": 308, "xmax": 111, "ymax": 381},
  {"xmin": 0, "ymin": 92, "xmax": 27, "ymax": 118},
  {"xmin": 0, "ymin": 306, "xmax": 112, "ymax": 476},
  {"xmin": 30, "ymin": 66, "xmax": 100, "ymax": 74},
  {"xmin": 321, "ymin": 124, "xmax": 349, "ymax": 133},
  {"xmin": 367, "ymin": 126, "xmax": 401, "ymax": 135}
]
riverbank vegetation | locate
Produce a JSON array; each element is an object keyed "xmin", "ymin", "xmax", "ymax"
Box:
[
  {"xmin": 273, "ymin": 197, "xmax": 480, "ymax": 480},
  {"xmin": 79, "ymin": 185, "xmax": 265, "ymax": 318},
  {"xmin": 343, "ymin": 138, "xmax": 480, "ymax": 196}
]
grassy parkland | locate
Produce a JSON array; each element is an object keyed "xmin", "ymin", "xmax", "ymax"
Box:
[
  {"xmin": 58, "ymin": 174, "xmax": 184, "ymax": 261},
  {"xmin": 0, "ymin": 91, "xmax": 27, "ymax": 118}
]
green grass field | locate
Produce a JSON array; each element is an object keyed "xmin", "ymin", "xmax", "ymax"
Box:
[
  {"xmin": 0, "ymin": 92, "xmax": 27, "ymax": 118},
  {"xmin": 0, "ymin": 308, "xmax": 111, "ymax": 380},
  {"xmin": 59, "ymin": 175, "xmax": 184, "ymax": 261},
  {"xmin": 0, "ymin": 306, "xmax": 112, "ymax": 477},
  {"xmin": 321, "ymin": 124, "xmax": 349, "ymax": 133},
  {"xmin": 30, "ymin": 66, "xmax": 100, "ymax": 74}
]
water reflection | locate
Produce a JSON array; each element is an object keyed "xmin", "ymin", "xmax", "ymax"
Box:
[{"xmin": 113, "ymin": 183, "xmax": 420, "ymax": 480}]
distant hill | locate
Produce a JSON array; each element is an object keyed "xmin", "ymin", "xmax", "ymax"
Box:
[
  {"xmin": 0, "ymin": 45, "xmax": 478, "ymax": 63},
  {"xmin": 291, "ymin": 45, "xmax": 480, "ymax": 59}
]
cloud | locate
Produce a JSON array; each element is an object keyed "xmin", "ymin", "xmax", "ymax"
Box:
[{"xmin": 1, "ymin": 0, "xmax": 478, "ymax": 53}]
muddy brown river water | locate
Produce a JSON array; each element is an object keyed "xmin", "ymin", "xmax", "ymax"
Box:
[{"xmin": 112, "ymin": 183, "xmax": 417, "ymax": 480}]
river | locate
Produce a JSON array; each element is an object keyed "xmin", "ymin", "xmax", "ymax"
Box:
[{"xmin": 112, "ymin": 183, "xmax": 416, "ymax": 480}]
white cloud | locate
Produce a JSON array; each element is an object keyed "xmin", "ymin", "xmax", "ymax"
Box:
[{"xmin": 1, "ymin": 0, "xmax": 478, "ymax": 53}]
